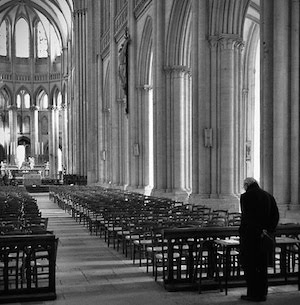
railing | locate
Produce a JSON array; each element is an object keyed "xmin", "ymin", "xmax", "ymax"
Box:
[
  {"xmin": 162, "ymin": 225, "xmax": 300, "ymax": 292},
  {"xmin": 0, "ymin": 233, "xmax": 58, "ymax": 303}
]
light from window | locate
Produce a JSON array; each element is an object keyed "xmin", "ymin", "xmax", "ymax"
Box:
[
  {"xmin": 0, "ymin": 92, "xmax": 5, "ymax": 109},
  {"xmin": 57, "ymin": 92, "xmax": 62, "ymax": 108},
  {"xmin": 24, "ymin": 93, "xmax": 30, "ymax": 108},
  {"xmin": 50, "ymin": 24, "xmax": 61, "ymax": 60},
  {"xmin": 37, "ymin": 22, "xmax": 48, "ymax": 58},
  {"xmin": 16, "ymin": 95, "xmax": 21, "ymax": 108},
  {"xmin": 0, "ymin": 21, "xmax": 7, "ymax": 56},
  {"xmin": 16, "ymin": 18, "xmax": 29, "ymax": 58},
  {"xmin": 38, "ymin": 91, "xmax": 48, "ymax": 109}
]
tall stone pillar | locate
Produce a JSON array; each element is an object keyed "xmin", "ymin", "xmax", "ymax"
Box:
[
  {"xmin": 30, "ymin": 105, "xmax": 39, "ymax": 159},
  {"xmin": 137, "ymin": 85, "xmax": 153, "ymax": 193},
  {"xmin": 273, "ymin": 0, "xmax": 290, "ymax": 204},
  {"xmin": 109, "ymin": 0, "xmax": 120, "ymax": 187},
  {"xmin": 61, "ymin": 103, "xmax": 68, "ymax": 175},
  {"xmin": 214, "ymin": 35, "xmax": 243, "ymax": 198},
  {"xmin": 260, "ymin": 0, "xmax": 274, "ymax": 193},
  {"xmin": 73, "ymin": 5, "xmax": 88, "ymax": 177},
  {"xmin": 190, "ymin": 0, "xmax": 211, "ymax": 200},
  {"xmin": 8, "ymin": 105, "xmax": 17, "ymax": 164},
  {"xmin": 152, "ymin": 0, "xmax": 167, "ymax": 196},
  {"xmin": 290, "ymin": 0, "xmax": 300, "ymax": 206},
  {"xmin": 164, "ymin": 65, "xmax": 191, "ymax": 200},
  {"xmin": 48, "ymin": 106, "xmax": 59, "ymax": 179}
]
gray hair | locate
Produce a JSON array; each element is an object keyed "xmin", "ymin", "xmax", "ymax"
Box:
[{"xmin": 243, "ymin": 177, "xmax": 259, "ymax": 190}]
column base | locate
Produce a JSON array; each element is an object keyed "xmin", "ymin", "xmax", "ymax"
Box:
[
  {"xmin": 189, "ymin": 193, "xmax": 240, "ymax": 212},
  {"xmin": 126, "ymin": 185, "xmax": 153, "ymax": 196},
  {"xmin": 151, "ymin": 188, "xmax": 190, "ymax": 203},
  {"xmin": 279, "ymin": 203, "xmax": 300, "ymax": 224}
]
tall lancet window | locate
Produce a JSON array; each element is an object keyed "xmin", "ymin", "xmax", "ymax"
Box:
[
  {"xmin": 15, "ymin": 18, "xmax": 29, "ymax": 58},
  {"xmin": 37, "ymin": 21, "xmax": 48, "ymax": 58},
  {"xmin": 50, "ymin": 24, "xmax": 61, "ymax": 61},
  {"xmin": 0, "ymin": 20, "xmax": 8, "ymax": 56}
]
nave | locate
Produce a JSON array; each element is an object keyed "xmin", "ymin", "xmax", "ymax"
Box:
[{"xmin": 2, "ymin": 192, "xmax": 299, "ymax": 305}]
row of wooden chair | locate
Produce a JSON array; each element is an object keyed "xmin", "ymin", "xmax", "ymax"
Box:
[
  {"xmin": 50, "ymin": 185, "xmax": 242, "ymax": 288},
  {"xmin": 0, "ymin": 187, "xmax": 49, "ymax": 235}
]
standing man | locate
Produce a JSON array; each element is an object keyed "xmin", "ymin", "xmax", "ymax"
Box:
[{"xmin": 239, "ymin": 177, "xmax": 279, "ymax": 302}]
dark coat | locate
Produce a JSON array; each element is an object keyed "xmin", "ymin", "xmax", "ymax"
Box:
[{"xmin": 239, "ymin": 183, "xmax": 279, "ymax": 258}]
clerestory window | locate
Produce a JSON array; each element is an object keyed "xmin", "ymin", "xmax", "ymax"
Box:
[
  {"xmin": 37, "ymin": 21, "xmax": 48, "ymax": 58},
  {"xmin": 15, "ymin": 18, "xmax": 29, "ymax": 58},
  {"xmin": 0, "ymin": 20, "xmax": 8, "ymax": 56}
]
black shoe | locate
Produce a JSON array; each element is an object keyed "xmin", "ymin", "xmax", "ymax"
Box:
[{"xmin": 241, "ymin": 295, "xmax": 266, "ymax": 302}]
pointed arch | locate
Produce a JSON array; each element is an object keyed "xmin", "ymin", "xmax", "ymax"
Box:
[
  {"xmin": 0, "ymin": 18, "xmax": 8, "ymax": 56},
  {"xmin": 138, "ymin": 16, "xmax": 153, "ymax": 85},
  {"xmin": 166, "ymin": 0, "xmax": 192, "ymax": 67},
  {"xmin": 209, "ymin": 0, "xmax": 250, "ymax": 37},
  {"xmin": 50, "ymin": 85, "xmax": 60, "ymax": 107},
  {"xmin": 15, "ymin": 87, "xmax": 31, "ymax": 108},
  {"xmin": 0, "ymin": 86, "xmax": 12, "ymax": 107},
  {"xmin": 34, "ymin": 86, "xmax": 48, "ymax": 103},
  {"xmin": 15, "ymin": 16, "xmax": 30, "ymax": 58},
  {"xmin": 35, "ymin": 87, "xmax": 49, "ymax": 109}
]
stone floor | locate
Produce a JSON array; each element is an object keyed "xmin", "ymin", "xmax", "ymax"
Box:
[{"xmin": 4, "ymin": 193, "xmax": 300, "ymax": 305}]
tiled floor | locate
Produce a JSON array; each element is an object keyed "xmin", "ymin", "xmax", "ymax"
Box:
[{"xmin": 4, "ymin": 193, "xmax": 300, "ymax": 305}]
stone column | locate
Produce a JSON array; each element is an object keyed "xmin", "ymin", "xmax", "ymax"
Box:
[
  {"xmin": 191, "ymin": 0, "xmax": 210, "ymax": 200},
  {"xmin": 209, "ymin": 38, "xmax": 219, "ymax": 197},
  {"xmin": 72, "ymin": 9, "xmax": 80, "ymax": 175},
  {"xmin": 290, "ymin": 0, "xmax": 300, "ymax": 206},
  {"xmin": 218, "ymin": 35, "xmax": 242, "ymax": 197},
  {"xmin": 30, "ymin": 105, "xmax": 39, "ymax": 159},
  {"xmin": 273, "ymin": 0, "xmax": 290, "ymax": 204},
  {"xmin": 8, "ymin": 105, "xmax": 17, "ymax": 164},
  {"xmin": 137, "ymin": 85, "xmax": 153, "ymax": 193},
  {"xmin": 164, "ymin": 65, "xmax": 191, "ymax": 200},
  {"xmin": 61, "ymin": 103, "xmax": 68, "ymax": 176},
  {"xmin": 48, "ymin": 106, "xmax": 59, "ymax": 179},
  {"xmin": 109, "ymin": 0, "xmax": 121, "ymax": 187},
  {"xmin": 152, "ymin": 0, "xmax": 167, "ymax": 195},
  {"xmin": 260, "ymin": 0, "xmax": 274, "ymax": 193}
]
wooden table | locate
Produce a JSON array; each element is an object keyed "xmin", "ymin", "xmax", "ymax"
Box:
[
  {"xmin": 162, "ymin": 225, "xmax": 300, "ymax": 292},
  {"xmin": 215, "ymin": 236, "xmax": 300, "ymax": 295}
]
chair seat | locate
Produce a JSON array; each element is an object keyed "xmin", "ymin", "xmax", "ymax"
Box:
[
  {"xmin": 155, "ymin": 252, "xmax": 180, "ymax": 260},
  {"xmin": 108, "ymin": 226, "xmax": 122, "ymax": 232},
  {"xmin": 134, "ymin": 239, "xmax": 153, "ymax": 246},
  {"xmin": 125, "ymin": 234, "xmax": 140, "ymax": 240},
  {"xmin": 117, "ymin": 230, "xmax": 130, "ymax": 235}
]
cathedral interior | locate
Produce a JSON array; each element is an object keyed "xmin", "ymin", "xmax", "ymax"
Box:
[
  {"xmin": 1, "ymin": 1, "xmax": 300, "ymax": 304},
  {"xmin": 1, "ymin": 0, "xmax": 300, "ymax": 213}
]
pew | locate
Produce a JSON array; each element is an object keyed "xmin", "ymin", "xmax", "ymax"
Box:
[{"xmin": 0, "ymin": 233, "xmax": 58, "ymax": 303}]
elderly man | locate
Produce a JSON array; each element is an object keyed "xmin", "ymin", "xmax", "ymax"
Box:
[{"xmin": 239, "ymin": 177, "xmax": 279, "ymax": 302}]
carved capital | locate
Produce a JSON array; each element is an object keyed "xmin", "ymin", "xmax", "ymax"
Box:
[
  {"xmin": 48, "ymin": 105, "xmax": 57, "ymax": 111},
  {"xmin": 117, "ymin": 98, "xmax": 126, "ymax": 105},
  {"xmin": 61, "ymin": 103, "xmax": 68, "ymax": 110},
  {"xmin": 137, "ymin": 84, "xmax": 153, "ymax": 91},
  {"xmin": 164, "ymin": 65, "xmax": 191, "ymax": 77},
  {"xmin": 30, "ymin": 105, "xmax": 39, "ymax": 111},
  {"xmin": 7, "ymin": 105, "xmax": 17, "ymax": 111},
  {"xmin": 242, "ymin": 88, "xmax": 249, "ymax": 96},
  {"xmin": 208, "ymin": 34, "xmax": 244, "ymax": 51},
  {"xmin": 102, "ymin": 107, "xmax": 111, "ymax": 114}
]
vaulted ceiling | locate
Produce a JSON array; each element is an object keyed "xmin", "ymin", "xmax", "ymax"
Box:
[{"xmin": 0, "ymin": 0, "xmax": 73, "ymax": 46}]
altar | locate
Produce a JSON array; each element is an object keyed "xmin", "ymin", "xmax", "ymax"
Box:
[{"xmin": 1, "ymin": 160, "xmax": 49, "ymax": 186}]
